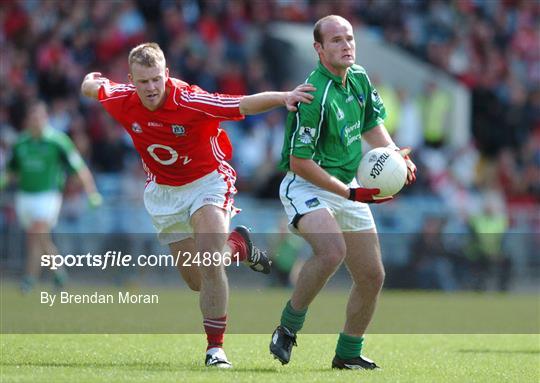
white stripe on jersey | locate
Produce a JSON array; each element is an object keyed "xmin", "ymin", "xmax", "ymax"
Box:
[
  {"xmin": 100, "ymin": 94, "xmax": 130, "ymax": 102},
  {"xmin": 180, "ymin": 97, "xmax": 240, "ymax": 108},
  {"xmin": 175, "ymin": 102, "xmax": 240, "ymax": 119},
  {"xmin": 212, "ymin": 135, "xmax": 226, "ymax": 158},
  {"xmin": 210, "ymin": 137, "xmax": 225, "ymax": 161},
  {"xmin": 180, "ymin": 92, "xmax": 240, "ymax": 108},
  {"xmin": 141, "ymin": 159, "xmax": 156, "ymax": 183},
  {"xmin": 109, "ymin": 85, "xmax": 135, "ymax": 95},
  {"xmin": 110, "ymin": 84, "xmax": 135, "ymax": 91},
  {"xmin": 171, "ymin": 86, "xmax": 242, "ymax": 118},
  {"xmin": 289, "ymin": 73, "xmax": 321, "ymax": 155},
  {"xmin": 289, "ymin": 111, "xmax": 301, "ymax": 155},
  {"xmin": 180, "ymin": 89, "xmax": 241, "ymax": 104},
  {"xmin": 181, "ymin": 92, "xmax": 241, "ymax": 105},
  {"xmin": 312, "ymin": 80, "xmax": 333, "ymax": 153}
]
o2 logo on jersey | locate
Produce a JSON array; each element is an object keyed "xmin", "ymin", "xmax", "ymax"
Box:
[{"xmin": 147, "ymin": 144, "xmax": 191, "ymax": 166}]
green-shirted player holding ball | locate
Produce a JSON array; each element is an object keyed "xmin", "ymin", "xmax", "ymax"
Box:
[
  {"xmin": 270, "ymin": 15, "xmax": 417, "ymax": 370},
  {"xmin": 6, "ymin": 100, "xmax": 102, "ymax": 293}
]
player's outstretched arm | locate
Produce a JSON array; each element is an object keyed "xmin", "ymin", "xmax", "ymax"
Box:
[
  {"xmin": 76, "ymin": 166, "xmax": 102, "ymax": 208},
  {"xmin": 81, "ymin": 72, "xmax": 109, "ymax": 100},
  {"xmin": 239, "ymin": 83, "xmax": 315, "ymax": 115}
]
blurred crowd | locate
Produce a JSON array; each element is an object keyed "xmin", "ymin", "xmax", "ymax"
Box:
[{"xmin": 1, "ymin": 0, "xmax": 538, "ymax": 291}]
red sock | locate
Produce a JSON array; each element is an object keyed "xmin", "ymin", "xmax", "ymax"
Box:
[
  {"xmin": 204, "ymin": 315, "xmax": 227, "ymax": 350},
  {"xmin": 227, "ymin": 232, "xmax": 248, "ymax": 262}
]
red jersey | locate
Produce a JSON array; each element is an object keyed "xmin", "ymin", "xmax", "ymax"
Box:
[{"xmin": 98, "ymin": 77, "xmax": 244, "ymax": 186}]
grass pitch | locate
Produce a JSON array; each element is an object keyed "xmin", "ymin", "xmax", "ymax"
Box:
[
  {"xmin": 1, "ymin": 283, "xmax": 539, "ymax": 382},
  {"xmin": 1, "ymin": 334, "xmax": 539, "ymax": 382}
]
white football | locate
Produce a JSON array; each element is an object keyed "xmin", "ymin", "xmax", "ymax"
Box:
[{"xmin": 357, "ymin": 147, "xmax": 407, "ymax": 198}]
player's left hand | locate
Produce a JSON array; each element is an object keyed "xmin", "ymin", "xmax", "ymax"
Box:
[
  {"xmin": 348, "ymin": 188, "xmax": 394, "ymax": 204},
  {"xmin": 397, "ymin": 147, "xmax": 417, "ymax": 185},
  {"xmin": 285, "ymin": 83, "xmax": 316, "ymax": 112},
  {"xmin": 88, "ymin": 192, "xmax": 103, "ymax": 208}
]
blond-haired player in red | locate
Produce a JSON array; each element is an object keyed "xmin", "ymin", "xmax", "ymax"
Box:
[{"xmin": 81, "ymin": 42, "xmax": 314, "ymax": 368}]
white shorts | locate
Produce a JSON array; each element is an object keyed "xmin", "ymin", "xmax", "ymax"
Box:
[
  {"xmin": 144, "ymin": 166, "xmax": 238, "ymax": 245},
  {"xmin": 279, "ymin": 172, "xmax": 375, "ymax": 234},
  {"xmin": 15, "ymin": 191, "xmax": 62, "ymax": 229}
]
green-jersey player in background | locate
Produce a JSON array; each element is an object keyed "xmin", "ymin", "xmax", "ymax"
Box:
[
  {"xmin": 270, "ymin": 15, "xmax": 417, "ymax": 370},
  {"xmin": 7, "ymin": 100, "xmax": 102, "ymax": 293}
]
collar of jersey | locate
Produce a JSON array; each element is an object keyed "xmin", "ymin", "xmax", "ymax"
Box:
[
  {"xmin": 26, "ymin": 126, "xmax": 54, "ymax": 141},
  {"xmin": 317, "ymin": 61, "xmax": 348, "ymax": 84},
  {"xmin": 127, "ymin": 78, "xmax": 177, "ymax": 111},
  {"xmin": 43, "ymin": 126, "xmax": 55, "ymax": 138}
]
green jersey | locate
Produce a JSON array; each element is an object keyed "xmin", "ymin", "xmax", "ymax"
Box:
[
  {"xmin": 8, "ymin": 127, "xmax": 85, "ymax": 193},
  {"xmin": 279, "ymin": 62, "xmax": 386, "ymax": 183}
]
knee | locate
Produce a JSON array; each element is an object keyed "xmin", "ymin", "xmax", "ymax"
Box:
[
  {"xmin": 356, "ymin": 267, "xmax": 385, "ymax": 291},
  {"xmin": 318, "ymin": 242, "xmax": 347, "ymax": 271},
  {"xmin": 198, "ymin": 264, "xmax": 226, "ymax": 280},
  {"xmin": 27, "ymin": 221, "xmax": 50, "ymax": 235},
  {"xmin": 323, "ymin": 253, "xmax": 345, "ymax": 271},
  {"xmin": 185, "ymin": 279, "xmax": 201, "ymax": 292},
  {"xmin": 178, "ymin": 266, "xmax": 202, "ymax": 291},
  {"xmin": 366, "ymin": 267, "xmax": 385, "ymax": 290}
]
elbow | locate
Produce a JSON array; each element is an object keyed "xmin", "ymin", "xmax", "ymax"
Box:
[
  {"xmin": 238, "ymin": 97, "xmax": 249, "ymax": 115},
  {"xmin": 289, "ymin": 156, "xmax": 305, "ymax": 176}
]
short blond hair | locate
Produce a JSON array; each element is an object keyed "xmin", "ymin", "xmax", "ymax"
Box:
[{"xmin": 128, "ymin": 42, "xmax": 165, "ymax": 70}]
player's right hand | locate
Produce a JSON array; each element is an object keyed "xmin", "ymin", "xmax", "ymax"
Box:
[
  {"xmin": 82, "ymin": 72, "xmax": 109, "ymax": 99},
  {"xmin": 86, "ymin": 72, "xmax": 110, "ymax": 86},
  {"xmin": 397, "ymin": 147, "xmax": 417, "ymax": 185},
  {"xmin": 348, "ymin": 188, "xmax": 393, "ymax": 204}
]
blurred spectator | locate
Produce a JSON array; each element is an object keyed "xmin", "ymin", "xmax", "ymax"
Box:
[
  {"xmin": 218, "ymin": 61, "xmax": 247, "ymax": 95},
  {"xmin": 420, "ymin": 80, "xmax": 451, "ymax": 148},
  {"xmin": 394, "ymin": 87, "xmax": 423, "ymax": 150},
  {"xmin": 235, "ymin": 109, "xmax": 286, "ymax": 195},
  {"xmin": 406, "ymin": 215, "xmax": 458, "ymax": 291},
  {"xmin": 375, "ymin": 80, "xmax": 401, "ymax": 136},
  {"xmin": 466, "ymin": 191, "xmax": 511, "ymax": 291},
  {"xmin": 0, "ymin": 112, "xmax": 17, "ymax": 190},
  {"xmin": 91, "ymin": 123, "xmax": 130, "ymax": 174}
]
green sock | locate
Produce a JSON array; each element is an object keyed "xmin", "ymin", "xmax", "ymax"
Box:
[
  {"xmin": 280, "ymin": 300, "xmax": 307, "ymax": 333},
  {"xmin": 335, "ymin": 332, "xmax": 364, "ymax": 360}
]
